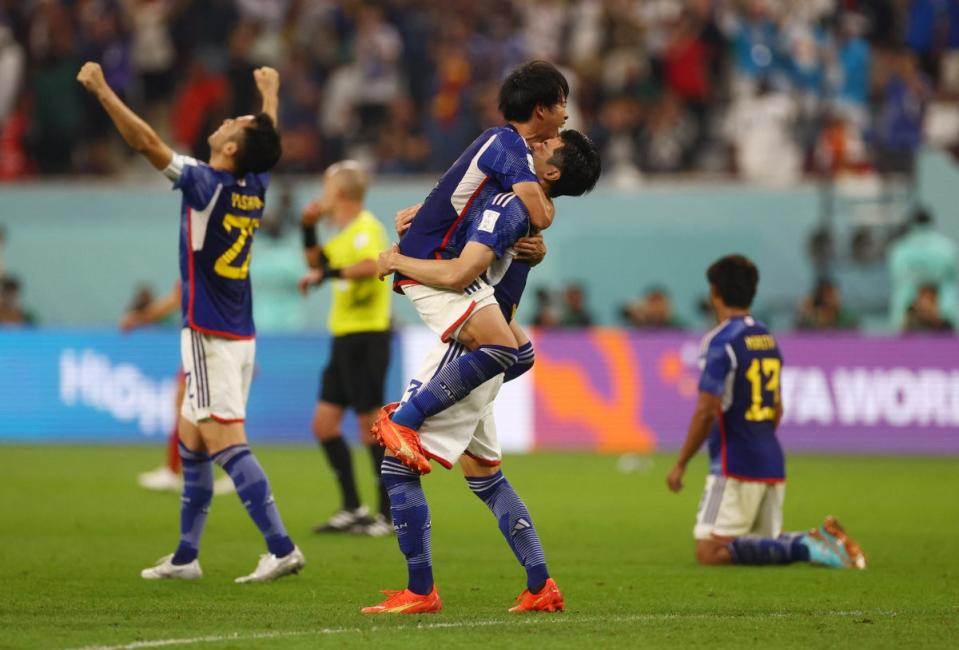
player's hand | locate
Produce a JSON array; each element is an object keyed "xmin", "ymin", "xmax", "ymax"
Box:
[
  {"xmin": 253, "ymin": 67, "xmax": 280, "ymax": 96},
  {"xmin": 666, "ymin": 464, "xmax": 685, "ymax": 493},
  {"xmin": 77, "ymin": 62, "xmax": 108, "ymax": 94},
  {"xmin": 395, "ymin": 203, "xmax": 421, "ymax": 235},
  {"xmin": 301, "ymin": 199, "xmax": 330, "ymax": 226},
  {"xmin": 118, "ymin": 311, "xmax": 141, "ymax": 333},
  {"xmin": 298, "ymin": 268, "xmax": 326, "ymax": 295},
  {"xmin": 514, "ymin": 234, "xmax": 547, "ymax": 266},
  {"xmin": 377, "ymin": 244, "xmax": 400, "ymax": 280}
]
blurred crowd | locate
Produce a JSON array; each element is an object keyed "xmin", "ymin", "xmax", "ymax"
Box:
[{"xmin": 2, "ymin": 0, "xmax": 959, "ymax": 180}]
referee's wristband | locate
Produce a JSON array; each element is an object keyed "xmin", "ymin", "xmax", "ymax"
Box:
[
  {"xmin": 301, "ymin": 224, "xmax": 318, "ymax": 249},
  {"xmin": 323, "ymin": 264, "xmax": 342, "ymax": 279}
]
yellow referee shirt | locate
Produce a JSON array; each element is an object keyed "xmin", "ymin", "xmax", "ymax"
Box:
[{"xmin": 322, "ymin": 211, "xmax": 392, "ymax": 336}]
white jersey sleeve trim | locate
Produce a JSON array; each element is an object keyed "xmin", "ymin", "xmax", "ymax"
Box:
[
  {"xmin": 162, "ymin": 153, "xmax": 200, "ymax": 182},
  {"xmin": 190, "ymin": 184, "xmax": 223, "ymax": 251}
]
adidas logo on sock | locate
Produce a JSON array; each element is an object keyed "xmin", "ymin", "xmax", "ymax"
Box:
[{"xmin": 511, "ymin": 518, "xmax": 531, "ymax": 537}]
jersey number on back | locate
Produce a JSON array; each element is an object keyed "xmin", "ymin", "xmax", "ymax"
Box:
[
  {"xmin": 215, "ymin": 214, "xmax": 259, "ymax": 280},
  {"xmin": 744, "ymin": 357, "xmax": 781, "ymax": 422}
]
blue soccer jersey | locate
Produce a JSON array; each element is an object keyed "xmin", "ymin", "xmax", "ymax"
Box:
[
  {"xmin": 164, "ymin": 154, "xmax": 269, "ymax": 339},
  {"xmin": 395, "ymin": 124, "xmax": 537, "ymax": 290},
  {"xmin": 698, "ymin": 316, "xmax": 785, "ymax": 482}
]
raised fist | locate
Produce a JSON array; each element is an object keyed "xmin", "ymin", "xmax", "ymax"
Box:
[{"xmin": 77, "ymin": 62, "xmax": 107, "ymax": 94}]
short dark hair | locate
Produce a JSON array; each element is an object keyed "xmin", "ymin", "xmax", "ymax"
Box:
[
  {"xmin": 707, "ymin": 255, "xmax": 759, "ymax": 309},
  {"xmin": 546, "ymin": 130, "xmax": 601, "ymax": 198},
  {"xmin": 498, "ymin": 60, "xmax": 569, "ymax": 122},
  {"xmin": 233, "ymin": 113, "xmax": 281, "ymax": 177}
]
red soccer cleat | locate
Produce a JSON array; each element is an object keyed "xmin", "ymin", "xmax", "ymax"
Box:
[
  {"xmin": 361, "ymin": 586, "xmax": 443, "ymax": 615},
  {"xmin": 370, "ymin": 402, "xmax": 432, "ymax": 475},
  {"xmin": 509, "ymin": 578, "xmax": 565, "ymax": 612}
]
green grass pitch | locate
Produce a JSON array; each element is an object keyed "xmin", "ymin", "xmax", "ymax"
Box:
[{"xmin": 1, "ymin": 446, "xmax": 957, "ymax": 649}]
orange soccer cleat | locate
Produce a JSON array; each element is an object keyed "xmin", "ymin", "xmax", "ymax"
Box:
[
  {"xmin": 371, "ymin": 402, "xmax": 432, "ymax": 475},
  {"xmin": 361, "ymin": 586, "xmax": 443, "ymax": 615},
  {"xmin": 821, "ymin": 515, "xmax": 867, "ymax": 570},
  {"xmin": 509, "ymin": 578, "xmax": 565, "ymax": 613}
]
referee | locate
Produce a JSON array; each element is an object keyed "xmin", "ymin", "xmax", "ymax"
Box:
[{"xmin": 299, "ymin": 161, "xmax": 392, "ymax": 536}]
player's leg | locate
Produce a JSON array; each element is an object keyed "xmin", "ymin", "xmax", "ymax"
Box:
[
  {"xmin": 390, "ymin": 304, "xmax": 519, "ymax": 432},
  {"xmin": 355, "ymin": 331, "xmax": 393, "ymax": 534},
  {"xmin": 137, "ymin": 372, "xmax": 186, "ymax": 492},
  {"xmin": 312, "ymin": 400, "xmax": 368, "ymax": 532},
  {"xmin": 196, "ymin": 333, "xmax": 303, "ymax": 582},
  {"xmin": 361, "ymin": 450, "xmax": 441, "ymax": 614}
]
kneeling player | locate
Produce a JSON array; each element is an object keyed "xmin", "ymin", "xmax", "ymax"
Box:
[{"xmin": 666, "ymin": 255, "xmax": 866, "ymax": 569}]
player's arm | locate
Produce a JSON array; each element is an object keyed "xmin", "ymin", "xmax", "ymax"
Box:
[
  {"xmin": 119, "ymin": 282, "xmax": 182, "ymax": 332},
  {"xmin": 253, "ymin": 67, "xmax": 280, "ymax": 125},
  {"xmin": 512, "ymin": 182, "xmax": 555, "ymax": 230},
  {"xmin": 395, "ymin": 203, "xmax": 422, "ymax": 235},
  {"xmin": 378, "ymin": 242, "xmax": 494, "ymax": 291},
  {"xmin": 300, "ymin": 199, "xmax": 329, "ymax": 269},
  {"xmin": 513, "ymin": 232, "xmax": 547, "ymax": 266},
  {"xmin": 666, "ymin": 391, "xmax": 721, "ymax": 493},
  {"xmin": 77, "ymin": 62, "xmax": 172, "ymax": 170}
]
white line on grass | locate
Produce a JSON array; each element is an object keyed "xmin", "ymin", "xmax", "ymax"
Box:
[{"xmin": 69, "ymin": 610, "xmax": 894, "ymax": 650}]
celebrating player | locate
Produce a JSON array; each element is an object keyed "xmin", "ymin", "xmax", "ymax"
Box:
[
  {"xmin": 362, "ymin": 131, "xmax": 600, "ymax": 614},
  {"xmin": 374, "ymin": 62, "xmax": 597, "ymax": 473},
  {"xmin": 298, "ymin": 161, "xmax": 393, "ymax": 536},
  {"xmin": 666, "ymin": 255, "xmax": 866, "ymax": 569},
  {"xmin": 78, "ymin": 61, "xmax": 305, "ymax": 582}
]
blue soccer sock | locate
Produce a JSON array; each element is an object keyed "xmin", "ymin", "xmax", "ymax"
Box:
[
  {"xmin": 381, "ymin": 456, "xmax": 433, "ymax": 595},
  {"xmin": 391, "ymin": 344, "xmax": 518, "ymax": 430},
  {"xmin": 504, "ymin": 341, "xmax": 534, "ymax": 382},
  {"xmin": 213, "ymin": 444, "xmax": 295, "ymax": 558},
  {"xmin": 728, "ymin": 532, "xmax": 811, "ymax": 565},
  {"xmin": 467, "ymin": 471, "xmax": 549, "ymax": 592},
  {"xmin": 171, "ymin": 442, "xmax": 213, "ymax": 565}
]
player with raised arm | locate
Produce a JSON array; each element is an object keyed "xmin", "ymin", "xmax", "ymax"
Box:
[
  {"xmin": 667, "ymin": 255, "xmax": 866, "ymax": 570},
  {"xmin": 361, "ymin": 130, "xmax": 600, "ymax": 615},
  {"xmin": 77, "ymin": 61, "xmax": 305, "ymax": 582},
  {"xmin": 298, "ymin": 161, "xmax": 393, "ymax": 536},
  {"xmin": 372, "ymin": 61, "xmax": 576, "ymax": 473}
]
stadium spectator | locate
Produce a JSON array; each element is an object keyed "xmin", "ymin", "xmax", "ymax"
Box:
[
  {"xmin": 904, "ymin": 284, "xmax": 955, "ymax": 333},
  {"xmin": 622, "ymin": 286, "xmax": 686, "ymax": 330},
  {"xmin": 874, "ymin": 48, "xmax": 932, "ymax": 178},
  {"xmin": 0, "ymin": 275, "xmax": 33, "ymax": 325},
  {"xmin": 0, "ymin": 18, "xmax": 24, "ymax": 125},
  {"xmin": 888, "ymin": 207, "xmax": 958, "ymax": 330},
  {"xmin": 560, "ymin": 283, "xmax": 594, "ymax": 328},
  {"xmin": 794, "ymin": 278, "xmax": 859, "ymax": 331},
  {"xmin": 531, "ymin": 287, "xmax": 561, "ymax": 328}
]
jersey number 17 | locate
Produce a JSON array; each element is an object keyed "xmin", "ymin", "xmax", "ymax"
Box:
[{"xmin": 744, "ymin": 357, "xmax": 781, "ymax": 422}]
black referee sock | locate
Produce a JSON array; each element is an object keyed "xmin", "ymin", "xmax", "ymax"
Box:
[
  {"xmin": 367, "ymin": 443, "xmax": 391, "ymax": 518},
  {"xmin": 320, "ymin": 436, "xmax": 361, "ymax": 511}
]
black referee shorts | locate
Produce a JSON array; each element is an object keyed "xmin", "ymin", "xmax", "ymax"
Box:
[{"xmin": 319, "ymin": 331, "xmax": 392, "ymax": 413}]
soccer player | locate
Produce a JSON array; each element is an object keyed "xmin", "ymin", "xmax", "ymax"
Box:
[
  {"xmin": 373, "ymin": 61, "xmax": 576, "ymax": 471},
  {"xmin": 298, "ymin": 161, "xmax": 393, "ymax": 536},
  {"xmin": 77, "ymin": 61, "xmax": 305, "ymax": 582},
  {"xmin": 362, "ymin": 132, "xmax": 599, "ymax": 615},
  {"xmin": 666, "ymin": 255, "xmax": 866, "ymax": 569}
]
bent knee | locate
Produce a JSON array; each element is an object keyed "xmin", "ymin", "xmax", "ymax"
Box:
[{"xmin": 695, "ymin": 541, "xmax": 732, "ymax": 566}]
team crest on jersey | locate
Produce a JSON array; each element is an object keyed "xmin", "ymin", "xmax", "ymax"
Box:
[{"xmin": 479, "ymin": 209, "xmax": 501, "ymax": 233}]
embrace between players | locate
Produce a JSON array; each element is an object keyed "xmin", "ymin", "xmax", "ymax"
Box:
[{"xmin": 77, "ymin": 56, "xmax": 863, "ymax": 615}]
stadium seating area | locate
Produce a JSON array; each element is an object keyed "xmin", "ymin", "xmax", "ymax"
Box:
[{"xmin": 3, "ymin": 0, "xmax": 959, "ymax": 180}]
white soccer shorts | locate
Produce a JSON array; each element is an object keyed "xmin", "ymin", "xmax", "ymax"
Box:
[
  {"xmin": 179, "ymin": 328, "xmax": 255, "ymax": 424},
  {"xmin": 693, "ymin": 475, "xmax": 785, "ymax": 540},
  {"xmin": 400, "ymin": 339, "xmax": 504, "ymax": 469},
  {"xmin": 402, "ymin": 280, "xmax": 499, "ymax": 342}
]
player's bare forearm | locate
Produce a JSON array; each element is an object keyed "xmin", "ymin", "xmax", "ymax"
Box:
[
  {"xmin": 513, "ymin": 182, "xmax": 554, "ymax": 230},
  {"xmin": 254, "ymin": 67, "xmax": 280, "ymax": 125},
  {"xmin": 77, "ymin": 62, "xmax": 172, "ymax": 170},
  {"xmin": 676, "ymin": 392, "xmax": 721, "ymax": 469},
  {"xmin": 341, "ymin": 259, "xmax": 378, "ymax": 280},
  {"xmin": 386, "ymin": 244, "xmax": 493, "ymax": 291}
]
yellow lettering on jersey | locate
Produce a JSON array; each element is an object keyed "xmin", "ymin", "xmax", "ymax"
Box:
[
  {"xmin": 231, "ymin": 193, "xmax": 264, "ymax": 211},
  {"xmin": 214, "ymin": 213, "xmax": 259, "ymax": 279},
  {"xmin": 744, "ymin": 334, "xmax": 777, "ymax": 351},
  {"xmin": 744, "ymin": 357, "xmax": 781, "ymax": 422}
]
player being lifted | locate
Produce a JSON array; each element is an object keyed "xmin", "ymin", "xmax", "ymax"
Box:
[
  {"xmin": 77, "ymin": 62, "xmax": 305, "ymax": 582},
  {"xmin": 364, "ymin": 130, "xmax": 600, "ymax": 614},
  {"xmin": 373, "ymin": 61, "xmax": 573, "ymax": 473},
  {"xmin": 667, "ymin": 255, "xmax": 866, "ymax": 570}
]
